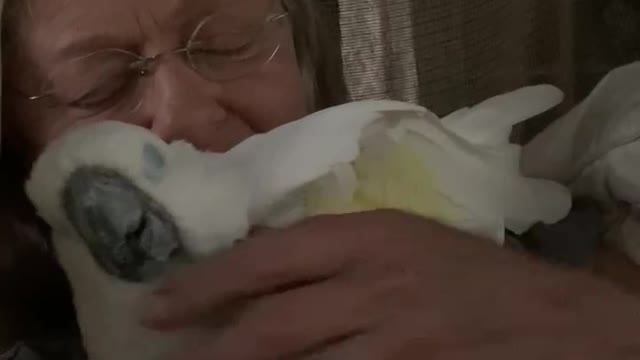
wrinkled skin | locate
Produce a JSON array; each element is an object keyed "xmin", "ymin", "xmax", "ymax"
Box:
[{"xmin": 5, "ymin": 0, "xmax": 640, "ymax": 359}]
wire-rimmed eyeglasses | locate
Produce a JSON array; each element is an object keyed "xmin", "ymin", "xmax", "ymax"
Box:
[{"xmin": 26, "ymin": 6, "xmax": 290, "ymax": 114}]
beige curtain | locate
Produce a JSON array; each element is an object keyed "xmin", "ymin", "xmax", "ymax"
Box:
[
  {"xmin": 327, "ymin": 0, "xmax": 640, "ymax": 267},
  {"xmin": 330, "ymin": 0, "xmax": 640, "ymax": 139}
]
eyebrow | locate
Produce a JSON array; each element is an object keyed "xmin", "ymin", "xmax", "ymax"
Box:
[{"xmin": 55, "ymin": 33, "xmax": 138, "ymax": 61}]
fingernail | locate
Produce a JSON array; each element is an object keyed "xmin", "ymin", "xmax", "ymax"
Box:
[
  {"xmin": 140, "ymin": 296, "xmax": 169, "ymax": 325},
  {"xmin": 151, "ymin": 274, "xmax": 179, "ymax": 295}
]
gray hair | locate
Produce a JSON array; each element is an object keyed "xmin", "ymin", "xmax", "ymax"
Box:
[{"xmin": 284, "ymin": 0, "xmax": 348, "ymax": 110}]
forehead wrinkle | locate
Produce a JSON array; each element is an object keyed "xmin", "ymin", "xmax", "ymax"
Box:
[
  {"xmin": 20, "ymin": 0, "xmax": 68, "ymax": 30},
  {"xmin": 140, "ymin": 0, "xmax": 204, "ymax": 30},
  {"xmin": 136, "ymin": 5, "xmax": 165, "ymax": 34},
  {"xmin": 24, "ymin": 0, "xmax": 277, "ymax": 63},
  {"xmin": 132, "ymin": 0, "xmax": 218, "ymax": 44}
]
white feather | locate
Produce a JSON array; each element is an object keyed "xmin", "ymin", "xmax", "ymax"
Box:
[
  {"xmin": 25, "ymin": 89, "xmax": 570, "ymax": 360},
  {"xmin": 442, "ymin": 84, "xmax": 565, "ymax": 146}
]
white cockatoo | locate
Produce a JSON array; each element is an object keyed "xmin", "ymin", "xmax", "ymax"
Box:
[
  {"xmin": 523, "ymin": 62, "xmax": 640, "ymax": 265},
  {"xmin": 25, "ymin": 84, "xmax": 572, "ymax": 360}
]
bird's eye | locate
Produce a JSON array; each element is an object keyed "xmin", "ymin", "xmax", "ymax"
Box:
[
  {"xmin": 63, "ymin": 166, "xmax": 182, "ymax": 282},
  {"xmin": 142, "ymin": 143, "xmax": 167, "ymax": 183}
]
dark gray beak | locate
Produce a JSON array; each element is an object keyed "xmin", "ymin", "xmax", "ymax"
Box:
[{"xmin": 62, "ymin": 166, "xmax": 182, "ymax": 283}]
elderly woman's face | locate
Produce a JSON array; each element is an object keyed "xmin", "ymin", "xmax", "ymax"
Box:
[{"xmin": 6, "ymin": 0, "xmax": 308, "ymax": 160}]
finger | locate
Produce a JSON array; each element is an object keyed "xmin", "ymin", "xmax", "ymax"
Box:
[
  {"xmin": 303, "ymin": 330, "xmax": 437, "ymax": 360},
  {"xmin": 142, "ymin": 214, "xmax": 360, "ymax": 329},
  {"xmin": 302, "ymin": 332, "xmax": 392, "ymax": 360},
  {"xmin": 169, "ymin": 277, "xmax": 377, "ymax": 360}
]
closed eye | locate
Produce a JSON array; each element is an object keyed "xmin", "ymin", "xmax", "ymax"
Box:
[
  {"xmin": 190, "ymin": 42, "xmax": 260, "ymax": 62},
  {"xmin": 67, "ymin": 75, "xmax": 137, "ymax": 111}
]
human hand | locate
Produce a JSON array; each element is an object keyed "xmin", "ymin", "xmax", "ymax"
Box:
[{"xmin": 141, "ymin": 210, "xmax": 640, "ymax": 359}]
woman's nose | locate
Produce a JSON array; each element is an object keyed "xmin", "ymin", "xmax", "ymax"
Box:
[{"xmin": 139, "ymin": 58, "xmax": 253, "ymax": 152}]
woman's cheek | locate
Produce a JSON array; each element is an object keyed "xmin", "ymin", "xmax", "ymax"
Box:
[{"xmin": 221, "ymin": 52, "xmax": 309, "ymax": 133}]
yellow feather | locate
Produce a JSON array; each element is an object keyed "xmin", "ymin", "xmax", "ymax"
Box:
[{"xmin": 304, "ymin": 139, "xmax": 461, "ymax": 224}]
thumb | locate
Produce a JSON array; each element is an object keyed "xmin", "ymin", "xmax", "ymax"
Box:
[{"xmin": 247, "ymin": 225, "xmax": 280, "ymax": 238}]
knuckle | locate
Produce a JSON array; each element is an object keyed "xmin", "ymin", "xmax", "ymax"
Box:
[
  {"xmin": 364, "ymin": 269, "xmax": 420, "ymax": 312},
  {"xmin": 240, "ymin": 300, "xmax": 300, "ymax": 351}
]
